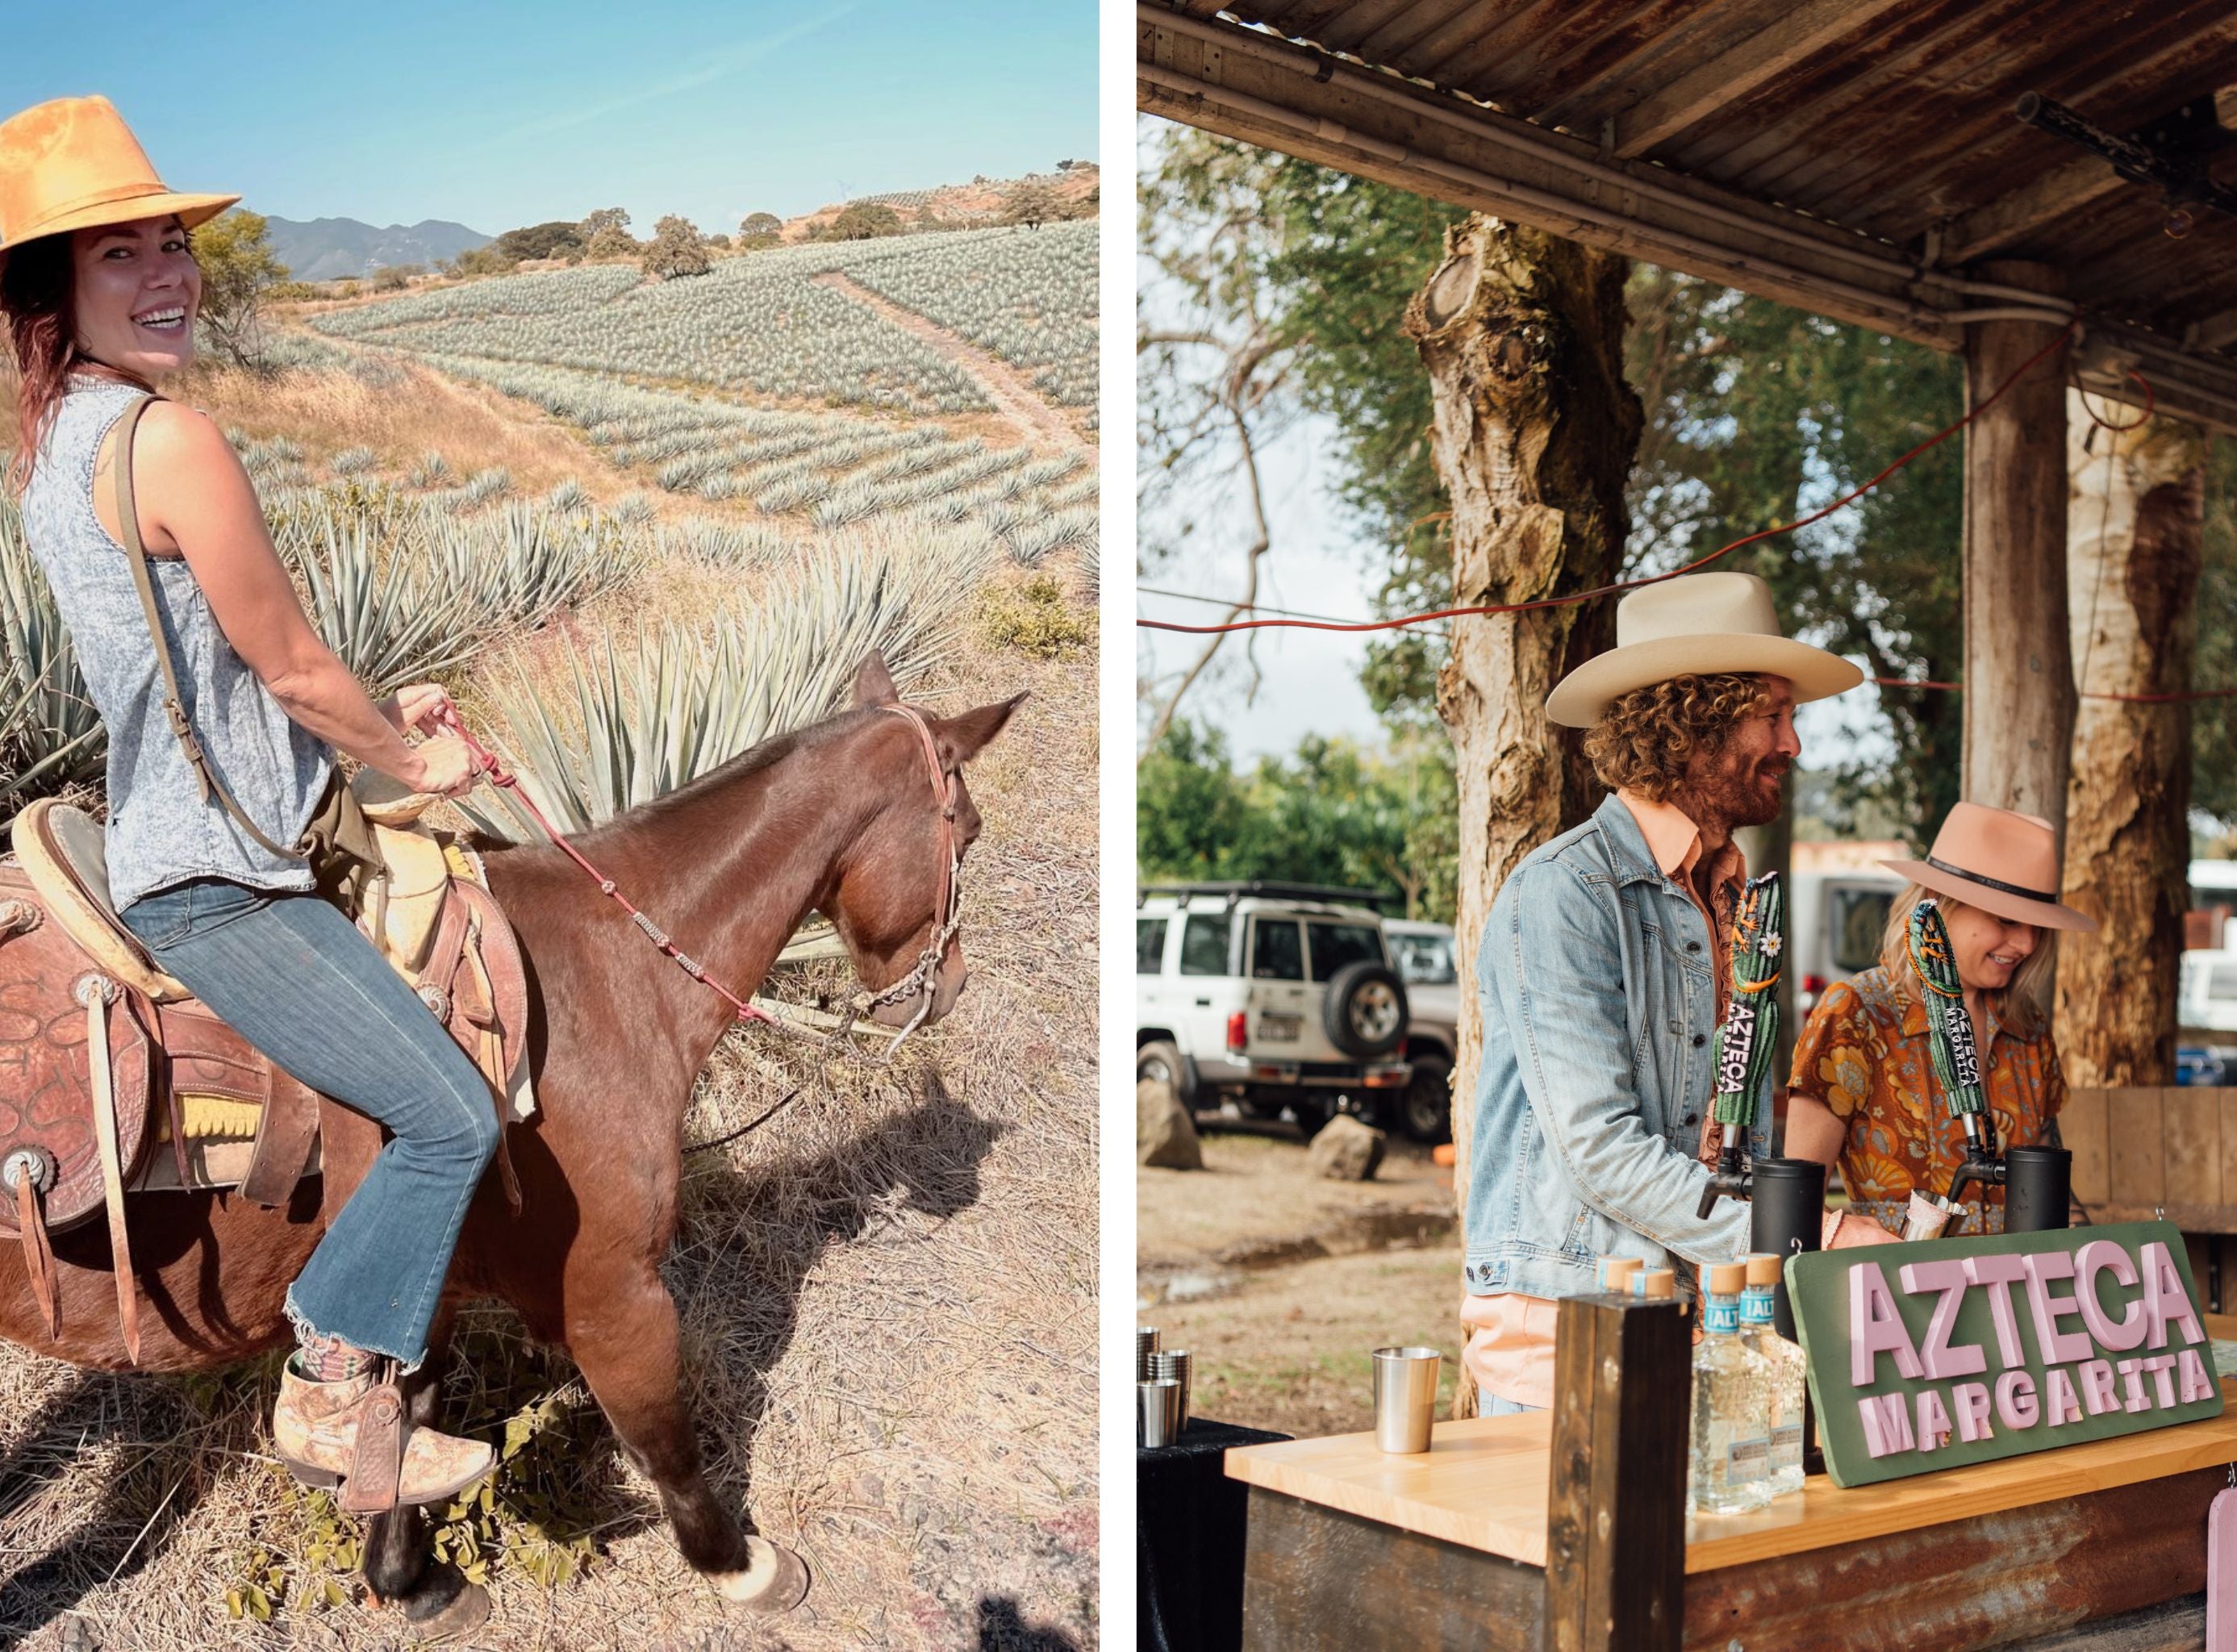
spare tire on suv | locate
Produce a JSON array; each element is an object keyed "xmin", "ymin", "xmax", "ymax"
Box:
[{"xmin": 1321, "ymin": 959, "xmax": 1408, "ymax": 1059}]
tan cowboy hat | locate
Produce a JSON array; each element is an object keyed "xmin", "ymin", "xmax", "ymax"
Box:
[
  {"xmin": 0, "ymin": 96, "xmax": 236, "ymax": 257},
  {"xmin": 1881, "ymin": 802, "xmax": 2097, "ymax": 932},
  {"xmin": 1545, "ymin": 570, "xmax": 1863, "ymax": 728}
]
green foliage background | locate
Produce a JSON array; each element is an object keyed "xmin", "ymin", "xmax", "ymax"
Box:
[{"xmin": 1138, "ymin": 123, "xmax": 2237, "ymax": 878}]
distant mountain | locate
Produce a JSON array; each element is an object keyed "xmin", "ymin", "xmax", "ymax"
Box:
[{"xmin": 261, "ymin": 216, "xmax": 492, "ymax": 282}]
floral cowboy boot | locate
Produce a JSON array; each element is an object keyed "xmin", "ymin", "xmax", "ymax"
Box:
[{"xmin": 273, "ymin": 1360, "xmax": 494, "ymax": 1509}]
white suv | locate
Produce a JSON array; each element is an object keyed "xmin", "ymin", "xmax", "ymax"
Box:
[
  {"xmin": 1383, "ymin": 918, "xmax": 1459, "ymax": 1144},
  {"xmin": 1135, "ymin": 882, "xmax": 1411, "ymax": 1129}
]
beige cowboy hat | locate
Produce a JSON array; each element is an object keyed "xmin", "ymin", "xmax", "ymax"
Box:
[
  {"xmin": 0, "ymin": 96, "xmax": 236, "ymax": 257},
  {"xmin": 1545, "ymin": 570, "xmax": 1863, "ymax": 728},
  {"xmin": 1880, "ymin": 802, "xmax": 2097, "ymax": 932}
]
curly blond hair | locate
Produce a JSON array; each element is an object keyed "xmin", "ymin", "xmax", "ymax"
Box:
[{"xmin": 1580, "ymin": 673, "xmax": 1773, "ymax": 802}]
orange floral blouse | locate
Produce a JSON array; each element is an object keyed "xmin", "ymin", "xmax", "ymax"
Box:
[{"xmin": 1787, "ymin": 966, "xmax": 2068, "ymax": 1237}]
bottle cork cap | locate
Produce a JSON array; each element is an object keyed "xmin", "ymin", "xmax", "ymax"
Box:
[
  {"xmin": 1705, "ymin": 1262, "xmax": 1747, "ymax": 1296},
  {"xmin": 1633, "ymin": 1267, "xmax": 1676, "ymax": 1299},
  {"xmin": 1745, "ymin": 1253, "xmax": 1782, "ymax": 1287},
  {"xmin": 1596, "ymin": 1255, "xmax": 1642, "ymax": 1290}
]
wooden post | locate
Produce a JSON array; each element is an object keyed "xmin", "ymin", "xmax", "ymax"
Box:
[
  {"xmin": 1545, "ymin": 1293, "xmax": 1690, "ymax": 1652},
  {"xmin": 1960, "ymin": 261, "xmax": 2074, "ymax": 833}
]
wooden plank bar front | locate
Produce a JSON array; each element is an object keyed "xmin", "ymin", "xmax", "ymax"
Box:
[{"xmin": 1228, "ymin": 1313, "xmax": 2237, "ymax": 1650}]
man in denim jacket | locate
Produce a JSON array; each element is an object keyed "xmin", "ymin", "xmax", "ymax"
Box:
[{"xmin": 1460, "ymin": 572, "xmax": 1885, "ymax": 1414}]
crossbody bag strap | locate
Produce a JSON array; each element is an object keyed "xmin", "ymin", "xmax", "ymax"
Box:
[{"xmin": 113, "ymin": 394, "xmax": 303, "ymax": 862}]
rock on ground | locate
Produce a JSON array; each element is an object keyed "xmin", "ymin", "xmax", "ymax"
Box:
[
  {"xmin": 1308, "ymin": 1115, "xmax": 1386, "ymax": 1182},
  {"xmin": 1138, "ymin": 1078, "xmax": 1203, "ymax": 1169}
]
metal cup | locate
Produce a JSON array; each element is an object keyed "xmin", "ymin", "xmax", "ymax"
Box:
[
  {"xmin": 1371, "ymin": 1345, "xmax": 1441, "ymax": 1454},
  {"xmin": 2004, "ymin": 1146, "xmax": 2072, "ymax": 1233},
  {"xmin": 1138, "ymin": 1378, "xmax": 1183, "ymax": 1447},
  {"xmin": 1135, "ymin": 1326, "xmax": 1161, "ymax": 1382},
  {"xmin": 1149, "ymin": 1349, "xmax": 1193, "ymax": 1425}
]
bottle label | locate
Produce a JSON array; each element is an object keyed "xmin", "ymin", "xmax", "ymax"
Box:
[
  {"xmin": 1705, "ymin": 1295, "xmax": 1739, "ymax": 1334},
  {"xmin": 1729, "ymin": 1434, "xmax": 1770, "ymax": 1482},
  {"xmin": 1741, "ymin": 1285, "xmax": 1776, "ymax": 1325},
  {"xmin": 1771, "ymin": 1423, "xmax": 1804, "ymax": 1471}
]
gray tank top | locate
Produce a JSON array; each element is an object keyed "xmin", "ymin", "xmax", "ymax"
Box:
[{"xmin": 22, "ymin": 376, "xmax": 332, "ymax": 910}]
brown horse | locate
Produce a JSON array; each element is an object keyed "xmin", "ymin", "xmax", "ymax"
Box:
[{"xmin": 0, "ymin": 651, "xmax": 1022, "ymax": 1637}]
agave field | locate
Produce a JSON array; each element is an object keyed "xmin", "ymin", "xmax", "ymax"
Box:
[
  {"xmin": 0, "ymin": 459, "xmax": 1004, "ymax": 815},
  {"xmin": 837, "ymin": 222, "xmax": 1096, "ymax": 407},
  {"xmin": 303, "ymin": 223, "xmax": 1096, "ymax": 415},
  {"xmin": 399, "ymin": 353, "xmax": 1096, "ymax": 557}
]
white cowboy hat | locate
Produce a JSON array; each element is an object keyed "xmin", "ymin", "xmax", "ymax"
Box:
[
  {"xmin": 1544, "ymin": 571, "xmax": 1863, "ymax": 728},
  {"xmin": 1880, "ymin": 802, "xmax": 2097, "ymax": 932}
]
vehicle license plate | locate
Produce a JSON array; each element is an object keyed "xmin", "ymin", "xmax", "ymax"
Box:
[{"xmin": 1258, "ymin": 1013, "xmax": 1302, "ymax": 1042}]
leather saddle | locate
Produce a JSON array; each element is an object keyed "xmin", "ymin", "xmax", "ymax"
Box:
[{"xmin": 0, "ymin": 791, "xmax": 532, "ymax": 1365}]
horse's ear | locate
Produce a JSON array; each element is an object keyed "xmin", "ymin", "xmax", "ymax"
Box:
[
  {"xmin": 852, "ymin": 650, "xmax": 899, "ymax": 707},
  {"xmin": 934, "ymin": 691, "xmax": 1027, "ymax": 767}
]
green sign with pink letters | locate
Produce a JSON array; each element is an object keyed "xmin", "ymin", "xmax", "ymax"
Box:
[{"xmin": 1785, "ymin": 1220, "xmax": 2224, "ymax": 1488}]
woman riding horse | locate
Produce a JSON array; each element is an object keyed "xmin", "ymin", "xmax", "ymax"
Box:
[{"xmin": 0, "ymin": 97, "xmax": 496, "ymax": 1503}]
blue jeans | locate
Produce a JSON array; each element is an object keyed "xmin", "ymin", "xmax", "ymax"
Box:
[
  {"xmin": 1484, "ymin": 1393, "xmax": 1541, "ymax": 1416},
  {"xmin": 121, "ymin": 877, "xmax": 500, "ymax": 1370}
]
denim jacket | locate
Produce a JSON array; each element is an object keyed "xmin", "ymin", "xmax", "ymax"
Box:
[{"xmin": 1463, "ymin": 792, "xmax": 1768, "ymax": 1300}]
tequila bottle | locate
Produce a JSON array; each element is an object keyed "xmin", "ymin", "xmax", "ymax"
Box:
[
  {"xmin": 1742, "ymin": 1253, "xmax": 1807, "ymax": 1498},
  {"xmin": 1690, "ymin": 1262, "xmax": 1773, "ymax": 1514}
]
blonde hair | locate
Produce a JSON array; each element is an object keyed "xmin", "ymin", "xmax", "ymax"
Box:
[
  {"xmin": 1876, "ymin": 883, "xmax": 2055, "ymax": 1041},
  {"xmin": 1580, "ymin": 673, "xmax": 1773, "ymax": 802}
]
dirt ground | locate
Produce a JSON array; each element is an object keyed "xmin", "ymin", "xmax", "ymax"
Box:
[
  {"xmin": 1137, "ymin": 1128, "xmax": 1465, "ymax": 1440},
  {"xmin": 0, "ymin": 367, "xmax": 1098, "ymax": 1649}
]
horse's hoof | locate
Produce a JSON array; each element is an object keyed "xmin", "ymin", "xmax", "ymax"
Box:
[
  {"xmin": 712, "ymin": 1537, "xmax": 810, "ymax": 1614},
  {"xmin": 395, "ymin": 1567, "xmax": 490, "ymax": 1646}
]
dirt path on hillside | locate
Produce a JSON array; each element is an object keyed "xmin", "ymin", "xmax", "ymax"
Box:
[{"xmin": 814, "ymin": 270, "xmax": 1082, "ymax": 451}]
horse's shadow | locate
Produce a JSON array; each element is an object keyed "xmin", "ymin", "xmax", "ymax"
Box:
[{"xmin": 457, "ymin": 1067, "xmax": 1006, "ymax": 1554}]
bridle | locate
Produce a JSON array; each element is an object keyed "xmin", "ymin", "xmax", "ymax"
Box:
[{"xmin": 437, "ymin": 702, "xmax": 964, "ymax": 1062}]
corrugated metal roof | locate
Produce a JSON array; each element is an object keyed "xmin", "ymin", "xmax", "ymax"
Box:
[{"xmin": 1185, "ymin": 0, "xmax": 2237, "ymax": 340}]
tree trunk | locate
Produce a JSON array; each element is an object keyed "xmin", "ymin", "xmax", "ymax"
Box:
[
  {"xmin": 2054, "ymin": 394, "xmax": 2204, "ymax": 1087},
  {"xmin": 1404, "ymin": 219, "xmax": 1641, "ymax": 1414},
  {"xmin": 1960, "ymin": 262, "xmax": 2075, "ymax": 832}
]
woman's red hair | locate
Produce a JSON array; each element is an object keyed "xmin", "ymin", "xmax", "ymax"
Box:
[{"xmin": 0, "ymin": 232, "xmax": 81, "ymax": 501}]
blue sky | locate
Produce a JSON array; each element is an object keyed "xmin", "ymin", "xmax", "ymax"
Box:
[{"xmin": 2, "ymin": 0, "xmax": 1096, "ymax": 236}]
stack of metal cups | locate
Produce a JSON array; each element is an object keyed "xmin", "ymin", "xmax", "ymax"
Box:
[
  {"xmin": 1137, "ymin": 1327, "xmax": 1187, "ymax": 1446},
  {"xmin": 1149, "ymin": 1349, "xmax": 1192, "ymax": 1424}
]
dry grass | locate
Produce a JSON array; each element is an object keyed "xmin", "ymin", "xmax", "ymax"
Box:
[
  {"xmin": 181, "ymin": 356, "xmax": 626, "ymax": 507},
  {"xmin": 0, "ymin": 365, "xmax": 1099, "ymax": 1650}
]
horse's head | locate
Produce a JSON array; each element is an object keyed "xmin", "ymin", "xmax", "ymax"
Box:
[{"xmin": 824, "ymin": 651, "xmax": 1024, "ymax": 1033}]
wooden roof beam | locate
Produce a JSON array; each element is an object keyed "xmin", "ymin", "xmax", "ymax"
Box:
[
  {"xmin": 1610, "ymin": 0, "xmax": 1914, "ymax": 161},
  {"xmin": 2187, "ymin": 305, "xmax": 2237, "ymax": 353},
  {"xmin": 1937, "ymin": 156, "xmax": 2128, "ymax": 267}
]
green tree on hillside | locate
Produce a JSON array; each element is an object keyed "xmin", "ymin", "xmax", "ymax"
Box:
[
  {"xmin": 824, "ymin": 202, "xmax": 904, "ymax": 241},
  {"xmin": 645, "ymin": 215, "xmax": 711, "ymax": 279},
  {"xmin": 578, "ymin": 206, "xmax": 630, "ymax": 240},
  {"xmin": 449, "ymin": 245, "xmax": 518, "ymax": 277},
  {"xmin": 1004, "ymin": 179, "xmax": 1062, "ymax": 230},
  {"xmin": 192, "ymin": 208, "xmax": 289, "ymax": 371},
  {"xmin": 738, "ymin": 211, "xmax": 782, "ymax": 243},
  {"xmin": 493, "ymin": 221, "xmax": 582, "ymax": 262},
  {"xmin": 583, "ymin": 223, "xmax": 639, "ymax": 262}
]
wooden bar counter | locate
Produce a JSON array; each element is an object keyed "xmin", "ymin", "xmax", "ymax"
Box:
[{"xmin": 1221, "ymin": 1306, "xmax": 2237, "ymax": 1651}]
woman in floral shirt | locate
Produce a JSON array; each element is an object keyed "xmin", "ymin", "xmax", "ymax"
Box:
[{"xmin": 1785, "ymin": 803, "xmax": 2096, "ymax": 1237}]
